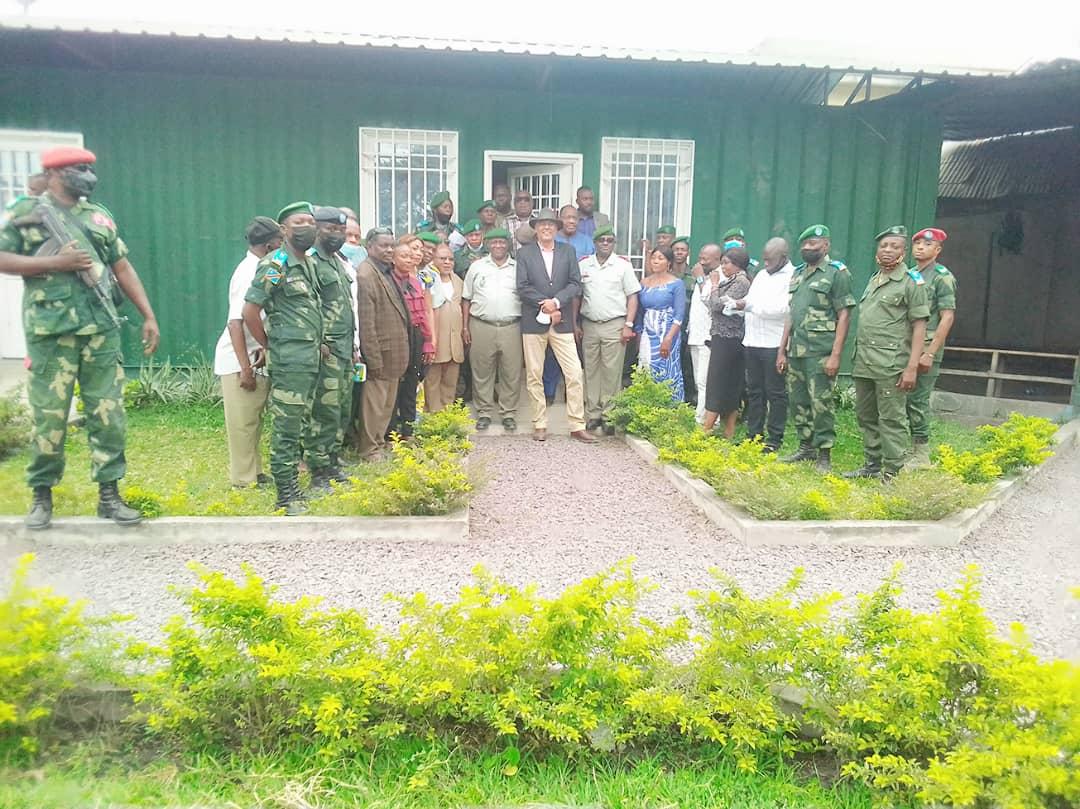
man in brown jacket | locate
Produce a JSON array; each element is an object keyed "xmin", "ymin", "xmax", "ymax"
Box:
[{"xmin": 356, "ymin": 228, "xmax": 410, "ymax": 460}]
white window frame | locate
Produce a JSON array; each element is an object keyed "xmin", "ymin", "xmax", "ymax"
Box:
[
  {"xmin": 482, "ymin": 150, "xmax": 584, "ymax": 212},
  {"xmin": 0, "ymin": 128, "xmax": 85, "ymax": 360},
  {"xmin": 358, "ymin": 127, "xmax": 459, "ymax": 236},
  {"xmin": 599, "ymin": 137, "xmax": 695, "ymax": 270}
]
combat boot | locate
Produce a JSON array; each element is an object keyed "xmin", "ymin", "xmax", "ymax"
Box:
[
  {"xmin": 907, "ymin": 440, "xmax": 932, "ymax": 469},
  {"xmin": 275, "ymin": 479, "xmax": 308, "ymax": 516},
  {"xmin": 780, "ymin": 443, "xmax": 816, "ymax": 463},
  {"xmin": 815, "ymin": 448, "xmax": 832, "ymax": 473},
  {"xmin": 843, "ymin": 461, "xmax": 882, "ymax": 480},
  {"xmin": 97, "ymin": 482, "xmax": 143, "ymax": 525},
  {"xmin": 26, "ymin": 486, "xmax": 53, "ymax": 530},
  {"xmin": 309, "ymin": 469, "xmax": 333, "ymax": 494}
]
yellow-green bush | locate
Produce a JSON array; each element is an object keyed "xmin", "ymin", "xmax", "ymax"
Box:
[
  {"xmin": 938, "ymin": 413, "xmax": 1058, "ymax": 483},
  {"xmin": 0, "ymin": 389, "xmax": 30, "ymax": 460}
]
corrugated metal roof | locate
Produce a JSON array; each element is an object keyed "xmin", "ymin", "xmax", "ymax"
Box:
[
  {"xmin": 939, "ymin": 126, "xmax": 1080, "ymax": 199},
  {"xmin": 0, "ymin": 15, "xmax": 1013, "ymax": 78}
]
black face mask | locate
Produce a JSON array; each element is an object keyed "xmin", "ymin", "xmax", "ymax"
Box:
[
  {"xmin": 321, "ymin": 234, "xmax": 346, "ymax": 254},
  {"xmin": 61, "ymin": 167, "xmax": 97, "ymax": 198},
  {"xmin": 289, "ymin": 225, "xmax": 317, "ymax": 252},
  {"xmin": 800, "ymin": 248, "xmax": 824, "ymax": 265}
]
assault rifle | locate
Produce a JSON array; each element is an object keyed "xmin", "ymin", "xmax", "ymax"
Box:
[{"xmin": 33, "ymin": 203, "xmax": 124, "ymax": 329}]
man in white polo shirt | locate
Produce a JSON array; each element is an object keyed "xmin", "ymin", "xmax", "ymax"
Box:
[
  {"xmin": 733, "ymin": 237, "xmax": 793, "ymax": 452},
  {"xmin": 212, "ymin": 216, "xmax": 282, "ymax": 487}
]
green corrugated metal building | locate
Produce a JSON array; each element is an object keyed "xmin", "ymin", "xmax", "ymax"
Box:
[{"xmin": 0, "ymin": 20, "xmax": 966, "ymax": 363}]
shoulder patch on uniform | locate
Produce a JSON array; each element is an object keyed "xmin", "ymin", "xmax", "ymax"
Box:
[
  {"xmin": 749, "ymin": 257, "xmax": 760, "ymax": 267},
  {"xmin": 265, "ymin": 267, "xmax": 282, "ymax": 285},
  {"xmin": 270, "ymin": 249, "xmax": 287, "ymax": 268},
  {"xmin": 907, "ymin": 268, "xmax": 925, "ymax": 285},
  {"xmin": 794, "ymin": 263, "xmax": 806, "ymax": 273},
  {"xmin": 935, "ymin": 264, "xmax": 949, "ymax": 275},
  {"xmin": 306, "ymin": 247, "xmax": 317, "ymax": 256},
  {"xmin": 829, "ymin": 260, "xmax": 848, "ymax": 272},
  {"xmin": 91, "ymin": 211, "xmax": 115, "ymax": 230},
  {"xmin": 4, "ymin": 195, "xmax": 26, "ymax": 211},
  {"xmin": 417, "ymin": 219, "xmax": 431, "ymax": 228}
]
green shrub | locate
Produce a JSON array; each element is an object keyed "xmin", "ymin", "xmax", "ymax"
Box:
[
  {"xmin": 608, "ymin": 367, "xmax": 698, "ymax": 443},
  {"xmin": 0, "ymin": 389, "xmax": 30, "ymax": 459},
  {"xmin": 413, "ymin": 401, "xmax": 474, "ymax": 454},
  {"xmin": 0, "ymin": 554, "xmax": 129, "ymax": 757},
  {"xmin": 121, "ymin": 485, "xmax": 165, "ymax": 518},
  {"xmin": 938, "ymin": 412, "xmax": 1057, "ymax": 483},
  {"xmin": 834, "ymin": 382, "xmax": 857, "ymax": 411},
  {"xmin": 183, "ymin": 363, "xmax": 223, "ymax": 407},
  {"xmin": 124, "ymin": 359, "xmax": 188, "ymax": 407}
]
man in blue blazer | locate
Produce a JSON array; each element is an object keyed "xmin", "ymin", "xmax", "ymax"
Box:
[{"xmin": 516, "ymin": 208, "xmax": 597, "ymax": 444}]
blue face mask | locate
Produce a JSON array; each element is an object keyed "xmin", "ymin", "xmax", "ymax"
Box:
[{"xmin": 340, "ymin": 242, "xmax": 365, "ymax": 268}]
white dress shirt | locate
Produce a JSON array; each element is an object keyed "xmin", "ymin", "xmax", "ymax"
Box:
[
  {"xmin": 213, "ymin": 250, "xmax": 266, "ymax": 375},
  {"xmin": 741, "ymin": 261, "xmax": 794, "ymax": 349},
  {"xmin": 687, "ymin": 275, "xmax": 714, "ymax": 346}
]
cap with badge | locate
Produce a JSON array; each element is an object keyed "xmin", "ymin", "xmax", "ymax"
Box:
[
  {"xmin": 41, "ymin": 146, "xmax": 97, "ymax": 169},
  {"xmin": 797, "ymin": 224, "xmax": 830, "ymax": 243},
  {"xmin": 656, "ymin": 225, "xmax": 676, "ymax": 235},
  {"xmin": 671, "ymin": 235, "xmax": 691, "ymax": 246},
  {"xmin": 430, "ymin": 190, "xmax": 451, "ymax": 208},
  {"xmin": 874, "ymin": 225, "xmax": 908, "ymax": 242},
  {"xmin": 477, "ymin": 200, "xmax": 496, "ymax": 212},
  {"xmin": 593, "ymin": 225, "xmax": 616, "ymax": 241},
  {"xmin": 245, "ymin": 216, "xmax": 280, "ymax": 245},
  {"xmin": 722, "ymin": 226, "xmax": 745, "ymax": 241},
  {"xmin": 913, "ymin": 227, "xmax": 947, "ymax": 243},
  {"xmin": 276, "ymin": 201, "xmax": 314, "ymax": 223},
  {"xmin": 417, "ymin": 231, "xmax": 443, "ymax": 244},
  {"xmin": 483, "ymin": 227, "xmax": 511, "ymax": 242},
  {"xmin": 313, "ymin": 206, "xmax": 347, "ymax": 225},
  {"xmin": 462, "ymin": 218, "xmax": 483, "ymax": 234}
]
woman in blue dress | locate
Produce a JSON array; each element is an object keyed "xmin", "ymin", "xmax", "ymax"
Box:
[{"xmin": 636, "ymin": 246, "xmax": 687, "ymax": 401}]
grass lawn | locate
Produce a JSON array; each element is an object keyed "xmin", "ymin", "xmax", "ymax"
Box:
[
  {"xmin": 0, "ymin": 743, "xmax": 873, "ymax": 809},
  {"xmin": 0, "ymin": 403, "xmax": 391, "ymax": 517}
]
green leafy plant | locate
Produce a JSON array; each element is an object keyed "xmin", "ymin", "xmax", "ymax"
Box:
[
  {"xmin": 124, "ymin": 359, "xmax": 188, "ymax": 407},
  {"xmin": 938, "ymin": 412, "xmax": 1057, "ymax": 483},
  {"xmin": 0, "ymin": 554, "xmax": 129, "ymax": 757},
  {"xmin": 834, "ymin": 383, "xmax": 857, "ymax": 411},
  {"xmin": 183, "ymin": 363, "xmax": 223, "ymax": 407},
  {"xmin": 0, "ymin": 389, "xmax": 30, "ymax": 459},
  {"xmin": 121, "ymin": 485, "xmax": 164, "ymax": 518}
]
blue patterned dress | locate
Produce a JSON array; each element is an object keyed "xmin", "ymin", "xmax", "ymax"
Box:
[{"xmin": 637, "ymin": 278, "xmax": 687, "ymax": 401}]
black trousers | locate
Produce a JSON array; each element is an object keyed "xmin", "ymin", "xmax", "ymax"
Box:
[
  {"xmin": 744, "ymin": 345, "xmax": 787, "ymax": 447},
  {"xmin": 680, "ymin": 330, "xmax": 697, "ymax": 405},
  {"xmin": 389, "ymin": 325, "xmax": 425, "ymax": 439}
]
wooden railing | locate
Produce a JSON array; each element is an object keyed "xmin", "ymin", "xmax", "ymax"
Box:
[{"xmin": 939, "ymin": 346, "xmax": 1080, "ymax": 401}]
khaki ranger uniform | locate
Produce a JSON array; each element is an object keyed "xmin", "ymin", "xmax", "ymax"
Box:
[
  {"xmin": 304, "ymin": 248, "xmax": 355, "ymax": 473},
  {"xmin": 852, "ymin": 265, "xmax": 930, "ymax": 475},
  {"xmin": 907, "ymin": 262, "xmax": 957, "ymax": 444},
  {"xmin": 244, "ymin": 247, "xmax": 322, "ymax": 488},
  {"xmin": 462, "ymin": 253, "xmax": 523, "ymax": 421},
  {"xmin": 579, "ymin": 250, "xmax": 641, "ymax": 423},
  {"xmin": 785, "ymin": 257, "xmax": 856, "ymax": 449},
  {"xmin": 0, "ymin": 193, "xmax": 128, "ymax": 489}
]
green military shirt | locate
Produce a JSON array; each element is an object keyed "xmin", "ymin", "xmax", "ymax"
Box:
[
  {"xmin": 920, "ymin": 262, "xmax": 958, "ymax": 361},
  {"xmin": 454, "ymin": 245, "xmax": 487, "ymax": 279},
  {"xmin": 0, "ymin": 193, "xmax": 127, "ymax": 337},
  {"xmin": 786, "ymin": 257, "xmax": 857, "ymax": 358},
  {"xmin": 852, "ymin": 265, "xmax": 931, "ymax": 379},
  {"xmin": 244, "ymin": 247, "xmax": 323, "ymax": 372},
  {"xmin": 309, "ymin": 248, "xmax": 355, "ymax": 361}
]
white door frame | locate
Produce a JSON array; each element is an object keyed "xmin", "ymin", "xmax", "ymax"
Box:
[{"xmin": 482, "ymin": 150, "xmax": 584, "ymax": 205}]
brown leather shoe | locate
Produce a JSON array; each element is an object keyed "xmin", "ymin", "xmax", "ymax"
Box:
[
  {"xmin": 532, "ymin": 428, "xmax": 548, "ymax": 442},
  {"xmin": 570, "ymin": 430, "xmax": 598, "ymax": 444}
]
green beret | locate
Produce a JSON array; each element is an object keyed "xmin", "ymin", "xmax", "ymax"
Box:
[
  {"xmin": 672, "ymin": 235, "xmax": 691, "ymax": 246},
  {"xmin": 722, "ymin": 226, "xmax": 745, "ymax": 240},
  {"xmin": 477, "ymin": 200, "xmax": 496, "ymax": 212},
  {"xmin": 593, "ymin": 225, "xmax": 616, "ymax": 241},
  {"xmin": 797, "ymin": 224, "xmax": 830, "ymax": 243},
  {"xmin": 874, "ymin": 225, "xmax": 908, "ymax": 242},
  {"xmin": 656, "ymin": 225, "xmax": 676, "ymax": 235},
  {"xmin": 276, "ymin": 201, "xmax": 314, "ymax": 223},
  {"xmin": 429, "ymin": 190, "xmax": 451, "ymax": 208},
  {"xmin": 417, "ymin": 232, "xmax": 443, "ymax": 244},
  {"xmin": 483, "ymin": 227, "xmax": 511, "ymax": 242},
  {"xmin": 462, "ymin": 219, "xmax": 483, "ymax": 234}
]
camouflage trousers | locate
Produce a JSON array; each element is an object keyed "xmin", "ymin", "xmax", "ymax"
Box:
[
  {"xmin": 25, "ymin": 330, "xmax": 126, "ymax": 488},
  {"xmin": 906, "ymin": 360, "xmax": 940, "ymax": 442},
  {"xmin": 854, "ymin": 375, "xmax": 911, "ymax": 475},
  {"xmin": 787, "ymin": 355, "xmax": 838, "ymax": 449},
  {"xmin": 268, "ymin": 369, "xmax": 318, "ymax": 484},
  {"xmin": 304, "ymin": 352, "xmax": 352, "ymax": 471}
]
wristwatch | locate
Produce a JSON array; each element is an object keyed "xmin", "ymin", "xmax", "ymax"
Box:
[
  {"xmin": 624, "ymin": 321, "xmax": 634, "ymax": 329},
  {"xmin": 695, "ymin": 276, "xmax": 705, "ymax": 285}
]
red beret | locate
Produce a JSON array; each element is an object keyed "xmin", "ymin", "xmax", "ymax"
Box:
[
  {"xmin": 913, "ymin": 227, "xmax": 947, "ymax": 243},
  {"xmin": 40, "ymin": 146, "xmax": 97, "ymax": 169}
]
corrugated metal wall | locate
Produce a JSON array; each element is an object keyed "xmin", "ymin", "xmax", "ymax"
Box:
[{"xmin": 0, "ymin": 58, "xmax": 941, "ymax": 363}]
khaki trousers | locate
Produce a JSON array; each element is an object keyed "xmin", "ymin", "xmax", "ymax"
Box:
[
  {"xmin": 220, "ymin": 372, "xmax": 269, "ymax": 486},
  {"xmin": 582, "ymin": 317, "xmax": 625, "ymax": 422},
  {"xmin": 359, "ymin": 375, "xmax": 399, "ymax": 460},
  {"xmin": 523, "ymin": 327, "xmax": 585, "ymax": 431},
  {"xmin": 424, "ymin": 361, "xmax": 461, "ymax": 413},
  {"xmin": 469, "ymin": 319, "xmax": 523, "ymax": 419}
]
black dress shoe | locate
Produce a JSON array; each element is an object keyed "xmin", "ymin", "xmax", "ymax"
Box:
[
  {"xmin": 604, "ymin": 424, "xmax": 616, "ymax": 437},
  {"xmin": 476, "ymin": 416, "xmax": 491, "ymax": 430},
  {"xmin": 502, "ymin": 417, "xmax": 517, "ymax": 432},
  {"xmin": 586, "ymin": 419, "xmax": 603, "ymax": 431}
]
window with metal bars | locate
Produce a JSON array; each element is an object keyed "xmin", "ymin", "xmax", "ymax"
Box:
[
  {"xmin": 358, "ymin": 128, "xmax": 459, "ymax": 237},
  {"xmin": 599, "ymin": 137, "xmax": 695, "ymax": 271}
]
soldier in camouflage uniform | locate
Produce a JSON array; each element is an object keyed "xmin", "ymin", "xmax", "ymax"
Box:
[
  {"xmin": 304, "ymin": 206, "xmax": 355, "ymax": 492},
  {"xmin": 776, "ymin": 224, "xmax": 856, "ymax": 472},
  {"xmin": 844, "ymin": 226, "xmax": 929, "ymax": 481},
  {"xmin": 0, "ymin": 146, "xmax": 160, "ymax": 530},
  {"xmin": 454, "ymin": 219, "xmax": 488, "ymax": 279},
  {"xmin": 242, "ymin": 201, "xmax": 322, "ymax": 515},
  {"xmin": 906, "ymin": 227, "xmax": 957, "ymax": 467}
]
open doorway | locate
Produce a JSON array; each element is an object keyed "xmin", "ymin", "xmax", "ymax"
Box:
[{"xmin": 482, "ymin": 150, "xmax": 584, "ymax": 215}]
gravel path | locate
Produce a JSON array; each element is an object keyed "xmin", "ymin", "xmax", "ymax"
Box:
[{"xmin": 3, "ymin": 434, "xmax": 1078, "ymax": 660}]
